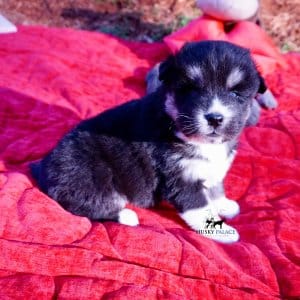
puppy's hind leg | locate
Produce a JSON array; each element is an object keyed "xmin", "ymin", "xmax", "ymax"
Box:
[
  {"xmin": 78, "ymin": 162, "xmax": 140, "ymax": 226},
  {"xmin": 88, "ymin": 191, "xmax": 139, "ymax": 226},
  {"xmin": 47, "ymin": 164, "xmax": 140, "ymax": 226}
]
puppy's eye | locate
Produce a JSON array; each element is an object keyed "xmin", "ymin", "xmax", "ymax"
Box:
[
  {"xmin": 229, "ymin": 90, "xmax": 247, "ymax": 104},
  {"xmin": 229, "ymin": 91, "xmax": 240, "ymax": 97},
  {"xmin": 177, "ymin": 84, "xmax": 201, "ymax": 94}
]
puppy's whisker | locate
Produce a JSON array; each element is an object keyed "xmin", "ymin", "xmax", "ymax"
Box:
[
  {"xmin": 178, "ymin": 114, "xmax": 191, "ymax": 117},
  {"xmin": 178, "ymin": 114, "xmax": 193, "ymax": 120},
  {"xmin": 181, "ymin": 123, "xmax": 197, "ymax": 129},
  {"xmin": 180, "ymin": 120, "xmax": 195, "ymax": 125},
  {"xmin": 181, "ymin": 122, "xmax": 197, "ymax": 128},
  {"xmin": 183, "ymin": 126, "xmax": 198, "ymax": 132},
  {"xmin": 182, "ymin": 128, "xmax": 198, "ymax": 135},
  {"xmin": 180, "ymin": 117, "xmax": 193, "ymax": 121}
]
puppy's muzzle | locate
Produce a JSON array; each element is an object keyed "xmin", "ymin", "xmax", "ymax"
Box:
[{"xmin": 205, "ymin": 113, "xmax": 224, "ymax": 128}]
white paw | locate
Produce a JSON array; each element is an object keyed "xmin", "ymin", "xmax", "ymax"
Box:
[
  {"xmin": 214, "ymin": 197, "xmax": 240, "ymax": 219},
  {"xmin": 118, "ymin": 208, "xmax": 139, "ymax": 226},
  {"xmin": 201, "ymin": 223, "xmax": 240, "ymax": 244},
  {"xmin": 180, "ymin": 206, "xmax": 213, "ymax": 231},
  {"xmin": 180, "ymin": 206, "xmax": 240, "ymax": 243}
]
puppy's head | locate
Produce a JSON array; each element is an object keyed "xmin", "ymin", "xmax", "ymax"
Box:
[{"xmin": 159, "ymin": 41, "xmax": 265, "ymax": 144}]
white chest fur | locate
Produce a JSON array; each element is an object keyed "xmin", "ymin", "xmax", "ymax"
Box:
[{"xmin": 179, "ymin": 143, "xmax": 234, "ymax": 188}]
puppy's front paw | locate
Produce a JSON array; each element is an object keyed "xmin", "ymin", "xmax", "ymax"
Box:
[
  {"xmin": 179, "ymin": 207, "xmax": 211, "ymax": 232},
  {"xmin": 180, "ymin": 207, "xmax": 240, "ymax": 243},
  {"xmin": 118, "ymin": 208, "xmax": 139, "ymax": 226},
  {"xmin": 202, "ymin": 223, "xmax": 240, "ymax": 244},
  {"xmin": 214, "ymin": 197, "xmax": 240, "ymax": 219}
]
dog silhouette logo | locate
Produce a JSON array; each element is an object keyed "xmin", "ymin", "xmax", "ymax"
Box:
[
  {"xmin": 197, "ymin": 210, "xmax": 236, "ymax": 240},
  {"xmin": 205, "ymin": 217, "xmax": 224, "ymax": 229}
]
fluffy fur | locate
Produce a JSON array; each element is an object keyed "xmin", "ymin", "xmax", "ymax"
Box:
[{"xmin": 31, "ymin": 41, "xmax": 266, "ymax": 243}]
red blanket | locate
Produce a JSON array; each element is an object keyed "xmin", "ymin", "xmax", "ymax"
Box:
[{"xmin": 0, "ymin": 21, "xmax": 299, "ymax": 299}]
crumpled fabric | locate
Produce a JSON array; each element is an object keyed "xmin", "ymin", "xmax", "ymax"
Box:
[{"xmin": 0, "ymin": 21, "xmax": 299, "ymax": 299}]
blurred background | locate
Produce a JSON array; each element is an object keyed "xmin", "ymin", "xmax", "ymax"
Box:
[{"xmin": 0, "ymin": 0, "xmax": 299, "ymax": 51}]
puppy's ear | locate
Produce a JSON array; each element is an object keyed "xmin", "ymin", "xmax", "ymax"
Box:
[
  {"xmin": 158, "ymin": 55, "xmax": 176, "ymax": 83},
  {"xmin": 258, "ymin": 74, "xmax": 267, "ymax": 94},
  {"xmin": 255, "ymin": 74, "xmax": 278, "ymax": 109}
]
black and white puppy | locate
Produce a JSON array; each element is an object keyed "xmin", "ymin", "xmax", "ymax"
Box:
[{"xmin": 31, "ymin": 41, "xmax": 266, "ymax": 243}]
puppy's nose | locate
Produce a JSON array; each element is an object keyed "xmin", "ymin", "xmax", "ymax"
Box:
[{"xmin": 205, "ymin": 113, "xmax": 224, "ymax": 128}]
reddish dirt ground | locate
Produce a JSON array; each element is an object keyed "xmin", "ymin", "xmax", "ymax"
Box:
[
  {"xmin": 260, "ymin": 0, "xmax": 299, "ymax": 51},
  {"xmin": 0, "ymin": 0, "xmax": 299, "ymax": 51}
]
